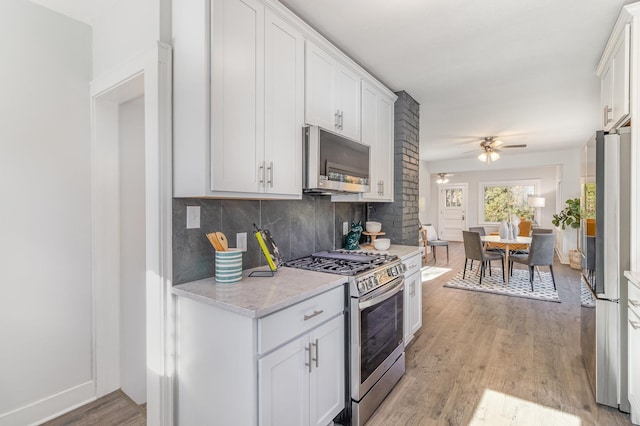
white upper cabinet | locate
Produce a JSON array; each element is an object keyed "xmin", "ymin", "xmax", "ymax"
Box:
[
  {"xmin": 332, "ymin": 80, "xmax": 395, "ymax": 203},
  {"xmin": 173, "ymin": 0, "xmax": 303, "ymax": 198},
  {"xmin": 210, "ymin": 0, "xmax": 265, "ymax": 194},
  {"xmin": 305, "ymin": 41, "xmax": 361, "ymax": 141},
  {"xmin": 598, "ymin": 23, "xmax": 630, "ymax": 130}
]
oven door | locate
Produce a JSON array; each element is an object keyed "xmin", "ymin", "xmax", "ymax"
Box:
[{"xmin": 351, "ymin": 277, "xmax": 404, "ymax": 400}]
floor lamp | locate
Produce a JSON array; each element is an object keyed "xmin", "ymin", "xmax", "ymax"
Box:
[{"xmin": 528, "ymin": 196, "xmax": 545, "ymax": 225}]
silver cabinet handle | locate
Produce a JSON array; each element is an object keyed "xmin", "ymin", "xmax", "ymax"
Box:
[
  {"xmin": 604, "ymin": 105, "xmax": 612, "ymax": 124},
  {"xmin": 629, "ymin": 319, "xmax": 640, "ymax": 330},
  {"xmin": 267, "ymin": 161, "xmax": 273, "ymax": 188},
  {"xmin": 259, "ymin": 161, "xmax": 265, "ymax": 186},
  {"xmin": 312, "ymin": 339, "xmax": 319, "ymax": 368},
  {"xmin": 305, "ymin": 345, "xmax": 312, "ymax": 372},
  {"xmin": 303, "ymin": 309, "xmax": 324, "ymax": 321},
  {"xmin": 335, "ymin": 110, "xmax": 340, "ymax": 129},
  {"xmin": 630, "ymin": 299, "xmax": 640, "ymax": 307},
  {"xmin": 339, "ymin": 110, "xmax": 344, "ymax": 130}
]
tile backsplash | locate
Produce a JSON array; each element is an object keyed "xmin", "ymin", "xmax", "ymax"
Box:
[{"xmin": 173, "ymin": 196, "xmax": 366, "ymax": 284}]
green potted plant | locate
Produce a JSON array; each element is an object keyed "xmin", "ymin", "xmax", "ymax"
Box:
[{"xmin": 552, "ymin": 198, "xmax": 581, "ymax": 269}]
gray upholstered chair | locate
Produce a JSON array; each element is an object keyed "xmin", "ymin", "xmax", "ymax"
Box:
[
  {"xmin": 531, "ymin": 228, "xmax": 553, "ymax": 234},
  {"xmin": 509, "ymin": 233, "xmax": 556, "ymax": 291},
  {"xmin": 462, "ymin": 230, "xmax": 504, "ymax": 284},
  {"xmin": 468, "ymin": 226, "xmax": 485, "ymax": 236},
  {"xmin": 424, "ymin": 224, "xmax": 449, "ymax": 263}
]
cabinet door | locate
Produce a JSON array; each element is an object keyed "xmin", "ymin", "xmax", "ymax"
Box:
[
  {"xmin": 211, "ymin": 0, "xmax": 264, "ymax": 192},
  {"xmin": 611, "ymin": 24, "xmax": 630, "ymax": 129},
  {"xmin": 404, "ymin": 270, "xmax": 422, "ymax": 345},
  {"xmin": 376, "ymin": 94, "xmax": 394, "ymax": 201},
  {"xmin": 360, "ymin": 82, "xmax": 379, "ymax": 199},
  {"xmin": 601, "ymin": 61, "xmax": 614, "ymax": 130},
  {"xmin": 259, "ymin": 335, "xmax": 309, "ymax": 426},
  {"xmin": 629, "ymin": 307, "xmax": 640, "ymax": 420},
  {"xmin": 409, "ymin": 271, "xmax": 422, "ymax": 336},
  {"xmin": 309, "ymin": 315, "xmax": 345, "ymax": 426},
  {"xmin": 336, "ymin": 65, "xmax": 361, "ymax": 141},
  {"xmin": 305, "ymin": 41, "xmax": 337, "ymax": 131},
  {"xmin": 264, "ymin": 11, "xmax": 303, "ymax": 196}
]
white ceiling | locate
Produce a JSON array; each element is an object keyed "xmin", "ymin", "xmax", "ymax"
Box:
[
  {"xmin": 27, "ymin": 0, "xmax": 119, "ymax": 25},
  {"xmin": 281, "ymin": 0, "xmax": 633, "ymax": 161},
  {"xmin": 30, "ymin": 0, "xmax": 634, "ymax": 162}
]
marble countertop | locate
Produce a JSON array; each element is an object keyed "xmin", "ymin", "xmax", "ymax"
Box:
[
  {"xmin": 172, "ymin": 266, "xmax": 347, "ymax": 319},
  {"xmin": 172, "ymin": 244, "xmax": 422, "ymax": 319},
  {"xmin": 624, "ymin": 271, "xmax": 640, "ymax": 286}
]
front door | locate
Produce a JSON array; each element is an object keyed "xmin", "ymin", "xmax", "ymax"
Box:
[{"xmin": 438, "ymin": 183, "xmax": 468, "ymax": 242}]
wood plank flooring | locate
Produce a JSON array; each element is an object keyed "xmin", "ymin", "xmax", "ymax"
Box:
[
  {"xmin": 46, "ymin": 242, "xmax": 632, "ymax": 425},
  {"xmin": 41, "ymin": 390, "xmax": 145, "ymax": 426},
  {"xmin": 367, "ymin": 241, "xmax": 632, "ymax": 425}
]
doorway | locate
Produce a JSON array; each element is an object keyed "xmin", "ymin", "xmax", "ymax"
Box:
[
  {"xmin": 93, "ymin": 75, "xmax": 147, "ymax": 405},
  {"xmin": 90, "ymin": 44, "xmax": 173, "ymax": 425},
  {"xmin": 438, "ymin": 183, "xmax": 468, "ymax": 242}
]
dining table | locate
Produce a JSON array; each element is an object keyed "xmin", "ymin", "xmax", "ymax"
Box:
[{"xmin": 480, "ymin": 235, "xmax": 532, "ymax": 286}]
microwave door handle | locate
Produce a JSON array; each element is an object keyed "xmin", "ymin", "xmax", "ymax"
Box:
[{"xmin": 359, "ymin": 278, "xmax": 404, "ymax": 309}]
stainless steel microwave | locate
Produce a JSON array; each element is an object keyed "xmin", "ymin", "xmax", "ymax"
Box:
[{"xmin": 303, "ymin": 126, "xmax": 370, "ymax": 194}]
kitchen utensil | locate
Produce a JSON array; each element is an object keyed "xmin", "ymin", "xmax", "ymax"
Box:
[
  {"xmin": 206, "ymin": 233, "xmax": 224, "ymax": 251},
  {"xmin": 215, "ymin": 232, "xmax": 229, "ymax": 251}
]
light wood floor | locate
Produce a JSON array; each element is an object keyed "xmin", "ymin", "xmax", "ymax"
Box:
[
  {"xmin": 45, "ymin": 242, "xmax": 632, "ymax": 425},
  {"xmin": 367, "ymin": 241, "xmax": 632, "ymax": 425},
  {"xmin": 41, "ymin": 390, "xmax": 145, "ymax": 426}
]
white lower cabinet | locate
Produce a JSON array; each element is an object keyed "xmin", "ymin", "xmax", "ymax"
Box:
[
  {"xmin": 259, "ymin": 315, "xmax": 345, "ymax": 426},
  {"xmin": 402, "ymin": 253, "xmax": 423, "ymax": 346},
  {"xmin": 628, "ymin": 278, "xmax": 640, "ymax": 425},
  {"xmin": 176, "ymin": 285, "xmax": 345, "ymax": 426}
]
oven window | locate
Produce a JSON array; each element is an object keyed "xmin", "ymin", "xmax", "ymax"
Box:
[{"xmin": 360, "ymin": 289, "xmax": 403, "ymax": 384}]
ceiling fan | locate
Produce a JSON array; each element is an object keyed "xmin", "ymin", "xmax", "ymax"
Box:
[
  {"xmin": 477, "ymin": 136, "xmax": 527, "ymax": 163},
  {"xmin": 436, "ymin": 173, "xmax": 453, "ymax": 184}
]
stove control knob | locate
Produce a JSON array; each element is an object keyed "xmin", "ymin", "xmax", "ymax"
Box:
[
  {"xmin": 373, "ymin": 276, "xmax": 380, "ymax": 287},
  {"xmin": 368, "ymin": 277, "xmax": 375, "ymax": 289},
  {"xmin": 399, "ymin": 263, "xmax": 407, "ymax": 273},
  {"xmin": 357, "ymin": 280, "xmax": 366, "ymax": 293}
]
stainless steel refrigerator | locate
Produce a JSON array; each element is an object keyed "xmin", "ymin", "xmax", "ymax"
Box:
[{"xmin": 581, "ymin": 128, "xmax": 631, "ymax": 412}]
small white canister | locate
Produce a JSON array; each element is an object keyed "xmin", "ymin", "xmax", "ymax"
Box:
[{"xmin": 215, "ymin": 249, "xmax": 243, "ymax": 284}]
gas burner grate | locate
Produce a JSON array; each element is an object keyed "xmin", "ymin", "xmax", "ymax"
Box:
[{"xmin": 285, "ymin": 250, "xmax": 398, "ymax": 276}]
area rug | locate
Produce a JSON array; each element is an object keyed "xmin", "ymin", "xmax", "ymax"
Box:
[
  {"xmin": 581, "ymin": 280, "xmax": 596, "ymax": 308},
  {"xmin": 444, "ymin": 266, "xmax": 561, "ymax": 303}
]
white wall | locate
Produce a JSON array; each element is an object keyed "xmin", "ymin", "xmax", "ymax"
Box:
[
  {"xmin": 419, "ymin": 160, "xmax": 430, "ymax": 224},
  {"xmin": 0, "ymin": 0, "xmax": 93, "ymax": 422},
  {"xmin": 119, "ymin": 97, "xmax": 147, "ymax": 405},
  {"xmin": 92, "ymin": 0, "xmax": 168, "ymax": 78},
  {"xmin": 424, "ymin": 148, "xmax": 582, "ymax": 261}
]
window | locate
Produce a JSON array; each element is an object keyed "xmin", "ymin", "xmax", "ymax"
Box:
[
  {"xmin": 479, "ymin": 179, "xmax": 540, "ymax": 223},
  {"xmin": 445, "ymin": 188, "xmax": 463, "ymax": 207}
]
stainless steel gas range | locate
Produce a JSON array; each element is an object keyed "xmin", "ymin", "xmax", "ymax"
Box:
[{"xmin": 286, "ymin": 250, "xmax": 407, "ymax": 425}]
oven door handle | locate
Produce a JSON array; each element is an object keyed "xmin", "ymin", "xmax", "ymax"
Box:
[{"xmin": 359, "ymin": 278, "xmax": 404, "ymax": 310}]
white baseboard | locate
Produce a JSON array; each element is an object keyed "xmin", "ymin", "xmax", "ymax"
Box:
[
  {"xmin": 0, "ymin": 380, "xmax": 95, "ymax": 426},
  {"xmin": 555, "ymin": 247, "xmax": 569, "ymax": 264}
]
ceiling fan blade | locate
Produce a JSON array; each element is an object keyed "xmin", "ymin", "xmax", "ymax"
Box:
[{"xmin": 501, "ymin": 144, "xmax": 527, "ymax": 148}]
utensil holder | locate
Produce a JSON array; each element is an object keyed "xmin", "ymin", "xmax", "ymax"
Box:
[{"xmin": 215, "ymin": 249, "xmax": 243, "ymax": 284}]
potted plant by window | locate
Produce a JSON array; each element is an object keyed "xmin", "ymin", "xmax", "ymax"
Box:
[{"xmin": 552, "ymin": 198, "xmax": 581, "ymax": 269}]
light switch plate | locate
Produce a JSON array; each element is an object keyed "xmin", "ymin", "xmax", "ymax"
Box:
[
  {"xmin": 186, "ymin": 206, "xmax": 200, "ymax": 229},
  {"xmin": 237, "ymin": 232, "xmax": 247, "ymax": 252},
  {"xmin": 343, "ymin": 222, "xmax": 349, "ymax": 235}
]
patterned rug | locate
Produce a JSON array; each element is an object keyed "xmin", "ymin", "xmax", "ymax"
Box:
[
  {"xmin": 581, "ymin": 280, "xmax": 596, "ymax": 308},
  {"xmin": 444, "ymin": 266, "xmax": 561, "ymax": 303}
]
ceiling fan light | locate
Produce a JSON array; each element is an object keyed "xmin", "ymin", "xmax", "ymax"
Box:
[
  {"xmin": 478, "ymin": 152, "xmax": 488, "ymax": 162},
  {"xmin": 490, "ymin": 151, "xmax": 500, "ymax": 161}
]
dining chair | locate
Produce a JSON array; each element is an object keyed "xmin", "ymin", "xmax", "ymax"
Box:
[
  {"xmin": 424, "ymin": 224, "xmax": 449, "ymax": 263},
  {"xmin": 531, "ymin": 228, "xmax": 553, "ymax": 234},
  {"xmin": 509, "ymin": 233, "xmax": 556, "ymax": 291},
  {"xmin": 462, "ymin": 230, "xmax": 504, "ymax": 284}
]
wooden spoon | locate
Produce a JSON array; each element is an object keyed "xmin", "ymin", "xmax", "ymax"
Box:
[
  {"xmin": 215, "ymin": 232, "xmax": 228, "ymax": 251},
  {"xmin": 206, "ymin": 233, "xmax": 224, "ymax": 251}
]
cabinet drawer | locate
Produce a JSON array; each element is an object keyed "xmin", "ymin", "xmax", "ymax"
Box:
[
  {"xmin": 403, "ymin": 252, "xmax": 422, "ymax": 277},
  {"xmin": 629, "ymin": 279, "xmax": 640, "ymax": 317},
  {"xmin": 258, "ymin": 286, "xmax": 344, "ymax": 355}
]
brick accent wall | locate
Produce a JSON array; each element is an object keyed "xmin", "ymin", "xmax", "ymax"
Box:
[{"xmin": 369, "ymin": 91, "xmax": 420, "ymax": 246}]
